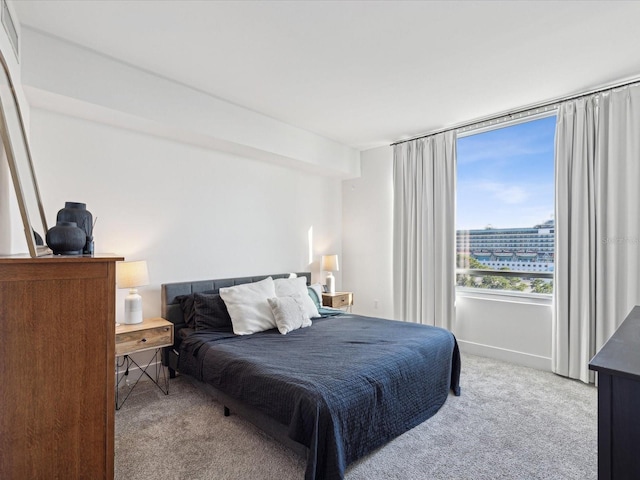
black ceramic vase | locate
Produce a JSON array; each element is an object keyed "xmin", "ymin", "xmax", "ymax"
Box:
[
  {"xmin": 57, "ymin": 202, "xmax": 93, "ymax": 254},
  {"xmin": 45, "ymin": 221, "xmax": 86, "ymax": 255}
]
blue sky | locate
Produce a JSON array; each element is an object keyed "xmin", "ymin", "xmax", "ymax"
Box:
[{"xmin": 456, "ymin": 115, "xmax": 556, "ymax": 230}]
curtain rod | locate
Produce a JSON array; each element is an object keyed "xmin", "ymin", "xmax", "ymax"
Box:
[{"xmin": 390, "ymin": 74, "xmax": 640, "ymax": 146}]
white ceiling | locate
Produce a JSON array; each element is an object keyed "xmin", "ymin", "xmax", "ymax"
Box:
[{"xmin": 13, "ymin": 1, "xmax": 640, "ymax": 151}]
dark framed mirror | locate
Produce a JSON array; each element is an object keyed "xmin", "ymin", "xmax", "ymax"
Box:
[{"xmin": 0, "ymin": 49, "xmax": 50, "ymax": 257}]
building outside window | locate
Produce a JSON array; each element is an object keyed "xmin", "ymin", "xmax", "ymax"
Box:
[{"xmin": 456, "ymin": 114, "xmax": 556, "ymax": 294}]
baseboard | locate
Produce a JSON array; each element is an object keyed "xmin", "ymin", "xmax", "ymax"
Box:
[{"xmin": 457, "ymin": 339, "xmax": 552, "ymax": 371}]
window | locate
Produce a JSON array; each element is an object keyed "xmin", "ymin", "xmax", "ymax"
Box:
[{"xmin": 456, "ymin": 114, "xmax": 556, "ymax": 294}]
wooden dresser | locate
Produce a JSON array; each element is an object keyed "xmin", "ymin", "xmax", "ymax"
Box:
[
  {"xmin": 0, "ymin": 255, "xmax": 122, "ymax": 479},
  {"xmin": 589, "ymin": 306, "xmax": 640, "ymax": 480}
]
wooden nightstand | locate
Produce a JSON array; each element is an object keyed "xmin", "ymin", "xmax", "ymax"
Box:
[
  {"xmin": 322, "ymin": 292, "xmax": 354, "ymax": 311},
  {"xmin": 115, "ymin": 317, "xmax": 174, "ymax": 409}
]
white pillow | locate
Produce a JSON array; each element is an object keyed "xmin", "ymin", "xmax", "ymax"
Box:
[
  {"xmin": 268, "ymin": 295, "xmax": 312, "ymax": 335},
  {"xmin": 274, "ymin": 276, "xmax": 321, "ymax": 318},
  {"xmin": 219, "ymin": 277, "xmax": 277, "ymax": 335}
]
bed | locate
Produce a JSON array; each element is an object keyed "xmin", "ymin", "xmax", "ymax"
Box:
[{"xmin": 161, "ymin": 272, "xmax": 461, "ymax": 480}]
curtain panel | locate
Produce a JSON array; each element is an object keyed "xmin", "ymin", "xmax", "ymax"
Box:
[
  {"xmin": 554, "ymin": 84, "xmax": 640, "ymax": 383},
  {"xmin": 392, "ymin": 131, "xmax": 456, "ymax": 330}
]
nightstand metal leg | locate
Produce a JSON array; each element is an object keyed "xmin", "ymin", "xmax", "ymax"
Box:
[{"xmin": 115, "ymin": 348, "xmax": 169, "ymax": 410}]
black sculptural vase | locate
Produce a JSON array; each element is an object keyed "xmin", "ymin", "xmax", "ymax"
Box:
[
  {"xmin": 56, "ymin": 201, "xmax": 93, "ymax": 254},
  {"xmin": 45, "ymin": 221, "xmax": 86, "ymax": 255}
]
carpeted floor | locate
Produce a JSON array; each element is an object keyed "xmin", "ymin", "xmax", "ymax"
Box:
[{"xmin": 115, "ymin": 354, "xmax": 597, "ymax": 480}]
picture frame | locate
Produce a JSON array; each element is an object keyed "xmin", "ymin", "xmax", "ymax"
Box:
[{"xmin": 0, "ymin": 49, "xmax": 50, "ymax": 257}]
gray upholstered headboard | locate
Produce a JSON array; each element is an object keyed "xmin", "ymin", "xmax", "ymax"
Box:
[{"xmin": 161, "ymin": 272, "xmax": 312, "ymax": 327}]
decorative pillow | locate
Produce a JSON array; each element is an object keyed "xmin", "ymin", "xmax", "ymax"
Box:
[
  {"xmin": 175, "ymin": 294, "xmax": 196, "ymax": 328},
  {"xmin": 308, "ymin": 283, "xmax": 324, "ymax": 310},
  {"xmin": 274, "ymin": 277, "xmax": 320, "ymax": 318},
  {"xmin": 267, "ymin": 295, "xmax": 312, "ymax": 335},
  {"xmin": 219, "ymin": 277, "xmax": 277, "ymax": 335},
  {"xmin": 193, "ymin": 292, "xmax": 233, "ymax": 332}
]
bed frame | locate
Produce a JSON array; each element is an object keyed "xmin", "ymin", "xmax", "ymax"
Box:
[{"xmin": 161, "ymin": 272, "xmax": 312, "ymax": 458}]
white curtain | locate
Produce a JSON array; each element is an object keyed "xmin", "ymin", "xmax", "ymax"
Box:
[
  {"xmin": 393, "ymin": 131, "xmax": 456, "ymax": 330},
  {"xmin": 554, "ymin": 83, "xmax": 640, "ymax": 383}
]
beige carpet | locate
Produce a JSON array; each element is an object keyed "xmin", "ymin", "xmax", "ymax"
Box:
[{"xmin": 115, "ymin": 354, "xmax": 597, "ymax": 479}]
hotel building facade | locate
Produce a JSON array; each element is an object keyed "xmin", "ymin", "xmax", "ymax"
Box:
[{"xmin": 456, "ymin": 220, "xmax": 555, "ymax": 273}]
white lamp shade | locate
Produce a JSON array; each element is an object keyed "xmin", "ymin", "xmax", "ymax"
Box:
[
  {"xmin": 116, "ymin": 260, "xmax": 149, "ymax": 289},
  {"xmin": 321, "ymin": 254, "xmax": 339, "ymax": 272}
]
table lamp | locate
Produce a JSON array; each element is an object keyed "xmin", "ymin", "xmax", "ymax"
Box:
[
  {"xmin": 116, "ymin": 260, "xmax": 149, "ymax": 324},
  {"xmin": 321, "ymin": 254, "xmax": 339, "ymax": 294}
]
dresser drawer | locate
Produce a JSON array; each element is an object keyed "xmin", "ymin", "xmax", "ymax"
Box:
[{"xmin": 115, "ymin": 324, "xmax": 173, "ymax": 356}]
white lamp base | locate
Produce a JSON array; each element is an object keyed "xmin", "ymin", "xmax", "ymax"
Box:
[
  {"xmin": 124, "ymin": 289, "xmax": 143, "ymax": 324},
  {"xmin": 326, "ymin": 272, "xmax": 335, "ymax": 294}
]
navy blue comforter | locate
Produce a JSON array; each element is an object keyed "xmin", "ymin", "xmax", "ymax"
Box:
[{"xmin": 179, "ymin": 315, "xmax": 461, "ymax": 480}]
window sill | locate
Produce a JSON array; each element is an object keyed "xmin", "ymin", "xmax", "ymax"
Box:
[{"xmin": 455, "ymin": 287, "xmax": 552, "ymax": 306}]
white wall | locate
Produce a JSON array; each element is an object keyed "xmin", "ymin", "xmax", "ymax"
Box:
[
  {"xmin": 30, "ymin": 108, "xmax": 342, "ymax": 322},
  {"xmin": 342, "ymin": 144, "xmax": 553, "ymax": 370},
  {"xmin": 455, "ymin": 292, "xmax": 552, "ymax": 370},
  {"xmin": 342, "ymin": 145, "xmax": 394, "ymax": 319},
  {"xmin": 0, "ymin": 22, "xmax": 361, "ymax": 256}
]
